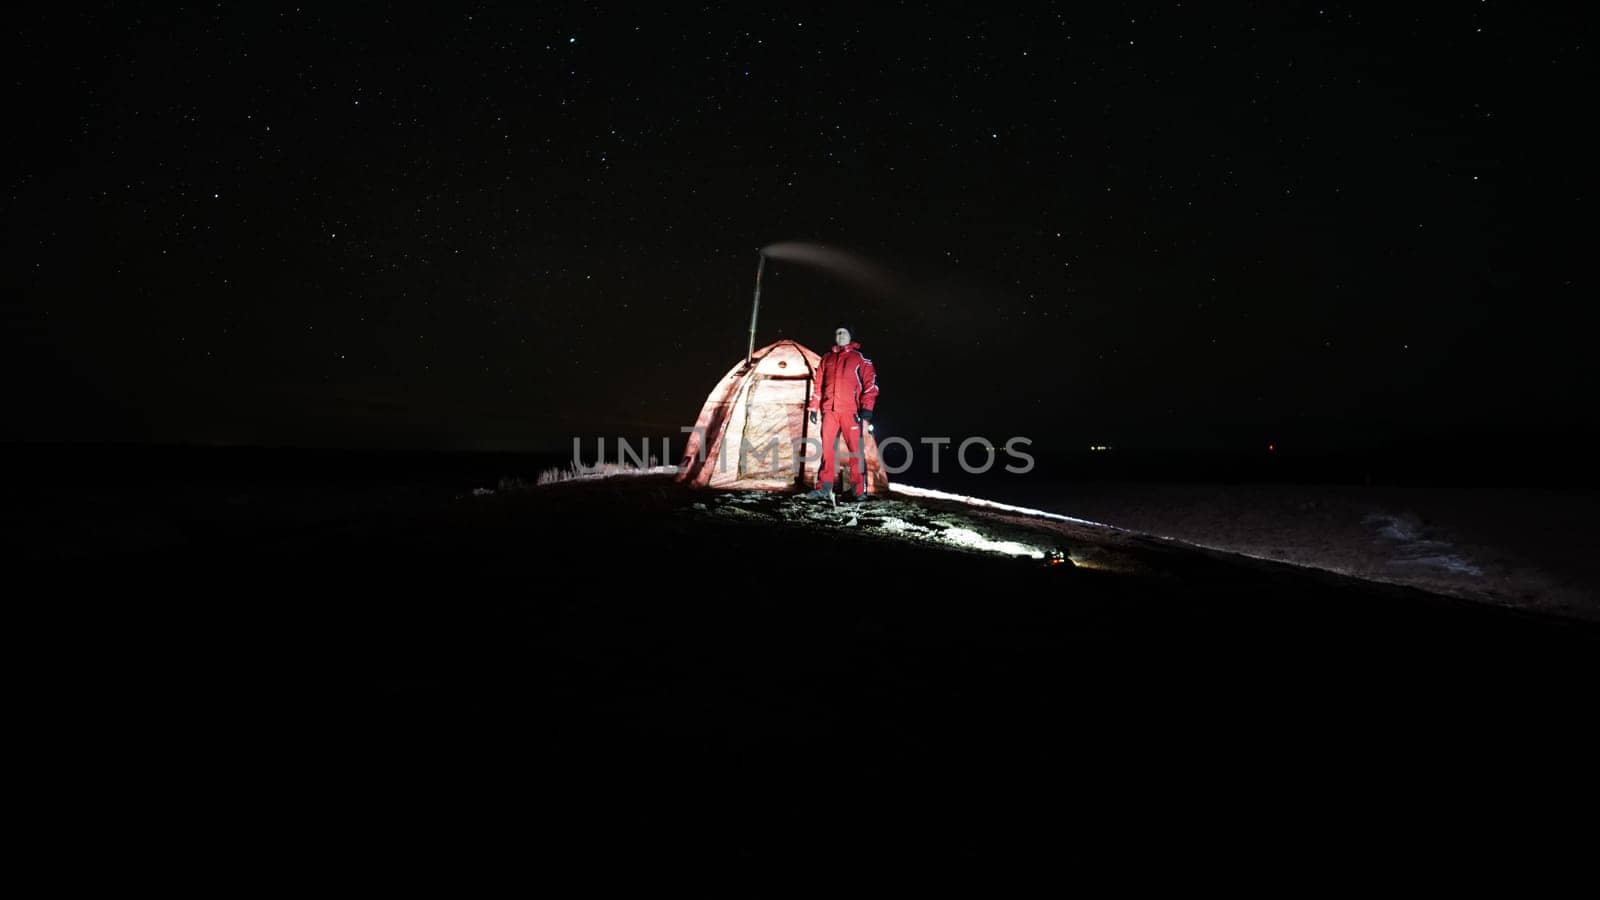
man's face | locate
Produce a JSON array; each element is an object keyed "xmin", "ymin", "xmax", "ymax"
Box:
[{"xmin": 834, "ymin": 328, "xmax": 851, "ymax": 347}]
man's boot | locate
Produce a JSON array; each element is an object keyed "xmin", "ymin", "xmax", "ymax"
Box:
[{"xmin": 804, "ymin": 482, "xmax": 834, "ymax": 500}]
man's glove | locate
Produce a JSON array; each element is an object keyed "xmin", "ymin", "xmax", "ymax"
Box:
[
  {"xmin": 857, "ymin": 409, "xmax": 874, "ymax": 423},
  {"xmin": 808, "ymin": 410, "xmax": 819, "ymax": 425}
]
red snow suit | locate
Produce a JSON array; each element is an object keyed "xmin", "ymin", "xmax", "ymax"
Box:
[{"xmin": 807, "ymin": 342, "xmax": 879, "ymax": 489}]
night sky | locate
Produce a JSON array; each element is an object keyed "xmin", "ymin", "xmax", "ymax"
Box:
[{"xmin": 7, "ymin": 3, "xmax": 1592, "ymax": 456}]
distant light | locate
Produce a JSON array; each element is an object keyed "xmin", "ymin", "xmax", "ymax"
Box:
[
  {"xmin": 568, "ymin": 36, "xmax": 576, "ymax": 43},
  {"xmin": 1268, "ymin": 443, "xmax": 1276, "ymax": 452}
]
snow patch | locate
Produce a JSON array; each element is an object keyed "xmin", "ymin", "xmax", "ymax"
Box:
[
  {"xmin": 888, "ymin": 483, "xmax": 1125, "ymax": 531},
  {"xmin": 1364, "ymin": 512, "xmax": 1483, "ymax": 576},
  {"xmin": 939, "ymin": 527, "xmax": 1045, "ymax": 558}
]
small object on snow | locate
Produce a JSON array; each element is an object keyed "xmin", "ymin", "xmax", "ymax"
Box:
[{"xmin": 1046, "ymin": 548, "xmax": 1074, "ymax": 568}]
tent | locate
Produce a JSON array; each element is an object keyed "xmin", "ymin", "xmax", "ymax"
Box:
[{"xmin": 676, "ymin": 339, "xmax": 890, "ymax": 492}]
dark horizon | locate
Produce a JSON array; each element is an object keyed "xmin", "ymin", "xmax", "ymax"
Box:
[
  {"xmin": 8, "ymin": 421, "xmax": 1596, "ymax": 492},
  {"xmin": 6, "ymin": 4, "xmax": 1592, "ymax": 456}
]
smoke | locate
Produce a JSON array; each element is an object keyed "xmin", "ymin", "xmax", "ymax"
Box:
[
  {"xmin": 760, "ymin": 241, "xmax": 902, "ymax": 298},
  {"xmin": 756, "ymin": 240, "xmax": 1007, "ymax": 342}
]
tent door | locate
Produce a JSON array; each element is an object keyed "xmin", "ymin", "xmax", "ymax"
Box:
[{"xmin": 738, "ymin": 377, "xmax": 808, "ymax": 483}]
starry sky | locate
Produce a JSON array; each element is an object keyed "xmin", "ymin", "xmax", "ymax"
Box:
[{"xmin": 6, "ymin": 3, "xmax": 1592, "ymax": 455}]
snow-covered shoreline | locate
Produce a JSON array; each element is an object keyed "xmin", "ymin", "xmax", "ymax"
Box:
[{"xmin": 944, "ymin": 479, "xmax": 1598, "ymax": 621}]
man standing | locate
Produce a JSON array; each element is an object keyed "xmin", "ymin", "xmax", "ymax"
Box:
[{"xmin": 806, "ymin": 324, "xmax": 879, "ymax": 500}]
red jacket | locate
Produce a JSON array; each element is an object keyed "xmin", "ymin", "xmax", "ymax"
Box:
[{"xmin": 809, "ymin": 342, "xmax": 879, "ymax": 416}]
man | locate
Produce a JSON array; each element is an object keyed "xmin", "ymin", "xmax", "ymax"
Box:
[{"xmin": 805, "ymin": 324, "xmax": 879, "ymax": 500}]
